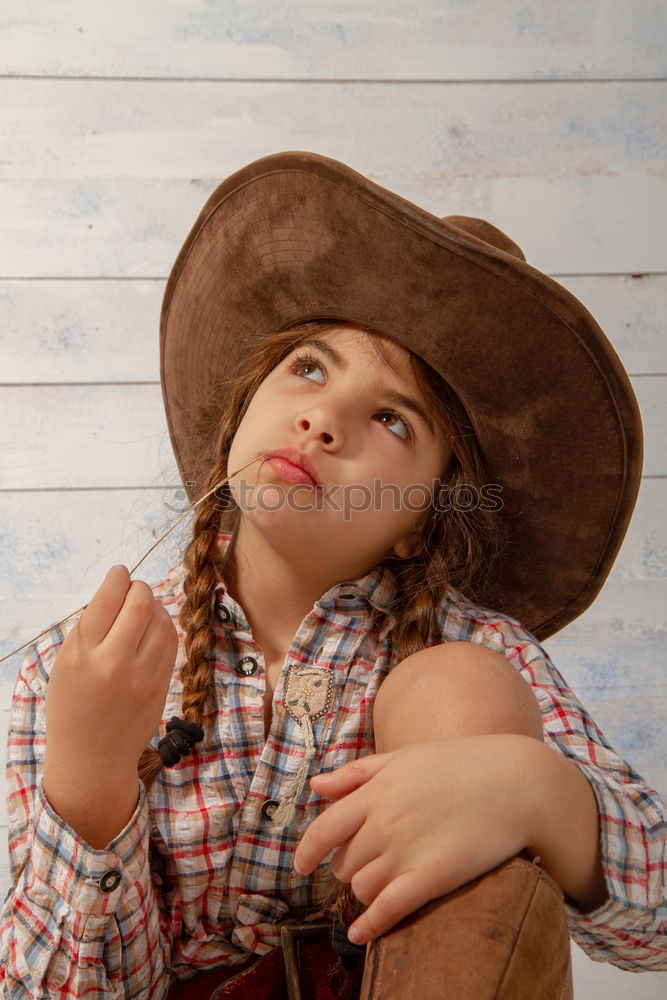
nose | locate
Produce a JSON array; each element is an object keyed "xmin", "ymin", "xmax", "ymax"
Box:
[
  {"xmin": 294, "ymin": 389, "xmax": 354, "ymax": 447},
  {"xmin": 296, "ymin": 415, "xmax": 335, "ymax": 444}
]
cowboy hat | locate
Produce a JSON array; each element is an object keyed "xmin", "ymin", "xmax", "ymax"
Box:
[{"xmin": 160, "ymin": 150, "xmax": 642, "ymax": 640}]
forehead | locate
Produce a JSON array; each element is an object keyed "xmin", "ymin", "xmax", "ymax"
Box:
[{"xmin": 316, "ymin": 325, "xmax": 412, "ymax": 378}]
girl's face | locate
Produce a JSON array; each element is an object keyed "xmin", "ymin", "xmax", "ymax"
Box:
[{"xmin": 226, "ymin": 326, "xmax": 451, "ymax": 578}]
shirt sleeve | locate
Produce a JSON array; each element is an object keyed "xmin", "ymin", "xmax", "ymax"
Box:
[
  {"xmin": 0, "ymin": 624, "xmax": 173, "ymax": 998},
  {"xmin": 483, "ymin": 620, "xmax": 667, "ymax": 971}
]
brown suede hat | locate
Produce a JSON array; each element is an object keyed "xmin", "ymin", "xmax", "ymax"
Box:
[{"xmin": 160, "ymin": 150, "xmax": 643, "ymax": 640}]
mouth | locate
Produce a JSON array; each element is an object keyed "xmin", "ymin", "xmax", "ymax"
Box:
[{"xmin": 263, "ymin": 449, "xmax": 321, "ymax": 487}]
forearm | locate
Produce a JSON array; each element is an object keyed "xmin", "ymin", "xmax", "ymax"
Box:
[
  {"xmin": 525, "ymin": 739, "xmax": 608, "ymax": 913},
  {"xmin": 44, "ymin": 753, "xmax": 140, "ymax": 850},
  {"xmin": 1, "ymin": 778, "xmax": 169, "ymax": 998}
]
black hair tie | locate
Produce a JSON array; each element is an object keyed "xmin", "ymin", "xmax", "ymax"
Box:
[{"xmin": 157, "ymin": 716, "xmax": 205, "ymax": 768}]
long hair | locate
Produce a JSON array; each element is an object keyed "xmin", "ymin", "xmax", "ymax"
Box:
[{"xmin": 138, "ymin": 319, "xmax": 507, "ymax": 788}]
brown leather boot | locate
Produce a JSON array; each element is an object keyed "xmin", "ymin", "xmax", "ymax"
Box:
[{"xmin": 358, "ymin": 854, "xmax": 573, "ymax": 1000}]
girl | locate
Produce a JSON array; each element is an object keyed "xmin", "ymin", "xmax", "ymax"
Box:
[{"xmin": 1, "ymin": 151, "xmax": 665, "ymax": 998}]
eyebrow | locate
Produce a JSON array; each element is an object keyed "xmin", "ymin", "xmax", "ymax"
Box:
[{"xmin": 296, "ymin": 338, "xmax": 435, "ymax": 434}]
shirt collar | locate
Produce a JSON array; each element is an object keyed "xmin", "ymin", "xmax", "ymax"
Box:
[{"xmin": 315, "ymin": 560, "xmax": 400, "ymax": 616}]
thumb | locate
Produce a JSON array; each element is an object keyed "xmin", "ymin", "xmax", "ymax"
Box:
[{"xmin": 310, "ymin": 750, "xmax": 397, "ymax": 800}]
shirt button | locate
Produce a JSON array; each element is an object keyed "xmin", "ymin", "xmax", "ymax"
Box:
[
  {"xmin": 260, "ymin": 798, "xmax": 280, "ymax": 821},
  {"xmin": 98, "ymin": 869, "xmax": 122, "ymax": 893},
  {"xmin": 216, "ymin": 603, "xmax": 231, "ymax": 623},
  {"xmin": 234, "ymin": 656, "xmax": 259, "ymax": 676}
]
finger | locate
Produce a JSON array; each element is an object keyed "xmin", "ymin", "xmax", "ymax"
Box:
[
  {"xmin": 329, "ymin": 830, "xmax": 382, "ymax": 885},
  {"xmin": 77, "ymin": 565, "xmax": 132, "ymax": 646},
  {"xmin": 348, "ymin": 869, "xmax": 436, "ymax": 945},
  {"xmin": 294, "ymin": 792, "xmax": 368, "ymax": 875},
  {"xmin": 103, "ymin": 579, "xmax": 161, "ymax": 653},
  {"xmin": 348, "ymin": 854, "xmax": 393, "ymax": 907},
  {"xmin": 136, "ymin": 607, "xmax": 179, "ymax": 688},
  {"xmin": 136, "ymin": 602, "xmax": 178, "ymax": 662},
  {"xmin": 309, "ymin": 751, "xmax": 396, "ymax": 800}
]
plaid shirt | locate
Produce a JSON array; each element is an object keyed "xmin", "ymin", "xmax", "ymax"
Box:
[{"xmin": 2, "ymin": 533, "xmax": 666, "ymax": 996}]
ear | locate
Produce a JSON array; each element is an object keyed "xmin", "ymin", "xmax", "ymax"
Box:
[{"xmin": 391, "ymin": 531, "xmax": 423, "ymax": 560}]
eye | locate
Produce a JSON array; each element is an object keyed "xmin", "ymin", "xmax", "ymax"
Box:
[
  {"xmin": 287, "ymin": 353, "xmax": 325, "ymax": 384},
  {"xmin": 375, "ymin": 411, "xmax": 412, "ymax": 442}
]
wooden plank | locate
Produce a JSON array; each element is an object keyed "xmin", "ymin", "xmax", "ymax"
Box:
[
  {"xmin": 540, "ymin": 635, "xmax": 666, "ymax": 794},
  {"xmin": 0, "ymin": 1, "xmax": 664, "ymax": 80},
  {"xmin": 0, "ymin": 488, "xmax": 186, "ymax": 670},
  {"xmin": 0, "ymin": 487, "xmax": 665, "ymax": 671},
  {"xmin": 0, "ymin": 280, "xmax": 162, "ymax": 383},
  {"xmin": 1, "ymin": 175, "xmax": 665, "ymax": 278},
  {"xmin": 1, "ymin": 275, "xmax": 665, "ymax": 385},
  {"xmin": 557, "ymin": 580, "xmax": 667, "ymax": 640},
  {"xmin": 633, "ymin": 376, "xmax": 666, "ymax": 479},
  {"xmin": 0, "ymin": 475, "xmax": 653, "ymax": 592},
  {"xmin": 605, "ymin": 476, "xmax": 667, "ymax": 580},
  {"xmin": 555, "ymin": 275, "xmax": 667, "ymax": 374},
  {"xmin": 0, "ymin": 384, "xmax": 172, "ymax": 488},
  {"xmin": 0, "ymin": 481, "xmax": 660, "ymax": 593},
  {"xmin": 4, "ymin": 380, "xmax": 662, "ymax": 489},
  {"xmin": 1, "ymin": 80, "xmax": 665, "ymax": 181},
  {"xmin": 1, "ymin": 79, "xmax": 665, "ymax": 276},
  {"xmin": 541, "ymin": 636, "xmax": 666, "ymax": 700}
]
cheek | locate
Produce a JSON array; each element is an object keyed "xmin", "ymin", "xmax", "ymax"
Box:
[
  {"xmin": 226, "ymin": 419, "xmax": 260, "ymax": 482},
  {"xmin": 388, "ymin": 468, "xmax": 439, "ymax": 517},
  {"xmin": 228, "ymin": 393, "xmax": 267, "ymax": 453},
  {"xmin": 226, "ymin": 425, "xmax": 244, "ymax": 465},
  {"xmin": 226, "ymin": 388, "xmax": 285, "ymax": 483}
]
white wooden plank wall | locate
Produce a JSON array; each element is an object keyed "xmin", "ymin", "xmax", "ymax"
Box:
[{"xmin": 0, "ymin": 2, "xmax": 665, "ymax": 996}]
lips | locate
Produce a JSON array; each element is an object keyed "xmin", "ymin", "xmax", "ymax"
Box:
[{"xmin": 264, "ymin": 448, "xmax": 321, "ymax": 486}]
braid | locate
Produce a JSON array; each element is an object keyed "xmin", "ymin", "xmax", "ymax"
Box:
[
  {"xmin": 137, "ymin": 457, "xmax": 235, "ymax": 791},
  {"xmin": 382, "ymin": 502, "xmax": 450, "ymax": 661},
  {"xmin": 384, "ymin": 414, "xmax": 508, "ymax": 663},
  {"xmin": 178, "ymin": 462, "xmax": 229, "ymax": 724}
]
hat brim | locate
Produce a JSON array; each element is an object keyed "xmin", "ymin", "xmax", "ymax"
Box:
[{"xmin": 160, "ymin": 150, "xmax": 643, "ymax": 640}]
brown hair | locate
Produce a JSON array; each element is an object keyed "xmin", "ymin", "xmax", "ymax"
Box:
[{"xmin": 138, "ymin": 319, "xmax": 507, "ymax": 788}]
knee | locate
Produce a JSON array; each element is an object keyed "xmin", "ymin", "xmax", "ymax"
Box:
[{"xmin": 373, "ymin": 641, "xmax": 544, "ymax": 751}]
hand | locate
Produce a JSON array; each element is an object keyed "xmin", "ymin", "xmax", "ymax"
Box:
[
  {"xmin": 45, "ymin": 565, "xmax": 178, "ymax": 792},
  {"xmin": 294, "ymin": 735, "xmax": 541, "ymax": 944}
]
